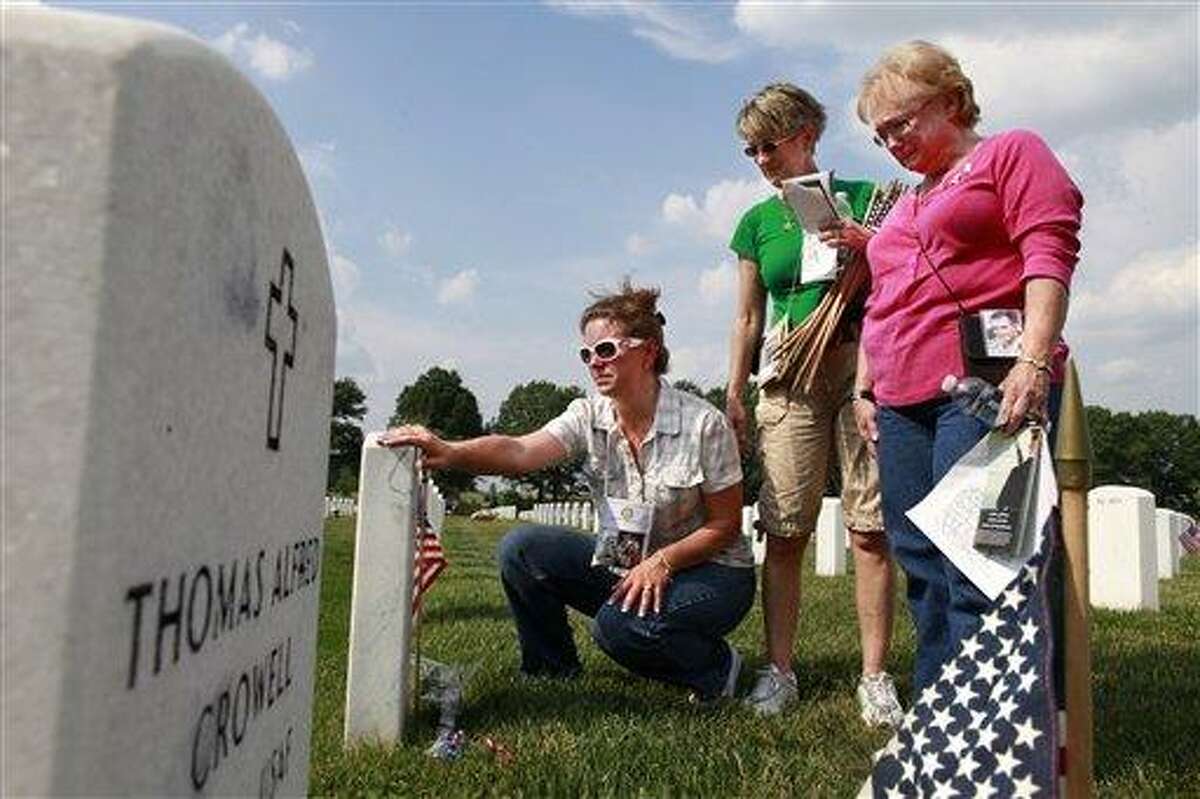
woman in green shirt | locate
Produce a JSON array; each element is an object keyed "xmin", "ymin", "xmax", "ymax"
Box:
[{"xmin": 725, "ymin": 82, "xmax": 902, "ymax": 725}]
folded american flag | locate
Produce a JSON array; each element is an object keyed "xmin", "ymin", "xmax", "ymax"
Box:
[{"xmin": 862, "ymin": 513, "xmax": 1061, "ymax": 798}]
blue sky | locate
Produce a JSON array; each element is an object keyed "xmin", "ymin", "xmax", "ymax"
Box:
[{"xmin": 46, "ymin": 2, "xmax": 1200, "ymax": 430}]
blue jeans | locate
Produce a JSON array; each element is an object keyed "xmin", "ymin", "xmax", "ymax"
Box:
[
  {"xmin": 877, "ymin": 390, "xmax": 1061, "ymax": 691},
  {"xmin": 497, "ymin": 524, "xmax": 756, "ymax": 699}
]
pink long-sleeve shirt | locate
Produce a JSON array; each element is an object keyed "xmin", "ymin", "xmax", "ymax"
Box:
[{"xmin": 863, "ymin": 129, "xmax": 1084, "ymax": 406}]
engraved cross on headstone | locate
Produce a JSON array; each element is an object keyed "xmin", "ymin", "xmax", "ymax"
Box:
[{"xmin": 264, "ymin": 249, "xmax": 299, "ymax": 451}]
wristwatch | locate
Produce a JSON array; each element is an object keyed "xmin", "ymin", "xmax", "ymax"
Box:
[{"xmin": 854, "ymin": 388, "xmax": 876, "ymax": 403}]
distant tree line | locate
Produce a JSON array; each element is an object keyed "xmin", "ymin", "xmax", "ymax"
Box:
[
  {"xmin": 328, "ymin": 371, "xmax": 1200, "ymax": 517},
  {"xmin": 1087, "ymin": 407, "xmax": 1199, "ymax": 516}
]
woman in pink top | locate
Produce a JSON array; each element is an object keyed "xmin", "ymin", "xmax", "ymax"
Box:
[{"xmin": 852, "ymin": 41, "xmax": 1083, "ymax": 691}]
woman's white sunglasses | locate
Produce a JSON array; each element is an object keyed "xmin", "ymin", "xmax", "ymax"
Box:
[{"xmin": 578, "ymin": 337, "xmax": 644, "ymax": 365}]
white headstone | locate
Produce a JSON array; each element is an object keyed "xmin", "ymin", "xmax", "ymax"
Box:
[
  {"xmin": 427, "ymin": 484, "xmax": 446, "ymax": 536},
  {"xmin": 493, "ymin": 504, "xmax": 517, "ymax": 520},
  {"xmin": 815, "ymin": 498, "xmax": 847, "ymax": 576},
  {"xmin": 1154, "ymin": 509, "xmax": 1184, "ymax": 580},
  {"xmin": 344, "ymin": 439, "xmax": 420, "ymax": 746},
  {"xmin": 744, "ymin": 505, "xmax": 765, "ymax": 565},
  {"xmin": 4, "ymin": 10, "xmax": 334, "ymax": 797},
  {"xmin": 1088, "ymin": 486, "xmax": 1159, "ymax": 611}
]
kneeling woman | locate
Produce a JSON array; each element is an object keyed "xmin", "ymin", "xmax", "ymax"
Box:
[{"xmin": 381, "ymin": 282, "xmax": 755, "ymax": 702}]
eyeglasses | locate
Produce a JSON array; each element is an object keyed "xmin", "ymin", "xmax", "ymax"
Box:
[
  {"xmin": 872, "ymin": 97, "xmax": 938, "ymax": 147},
  {"xmin": 742, "ymin": 129, "xmax": 802, "ymax": 158},
  {"xmin": 578, "ymin": 337, "xmax": 644, "ymax": 365}
]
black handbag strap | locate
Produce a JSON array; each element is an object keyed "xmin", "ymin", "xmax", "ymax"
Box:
[{"xmin": 915, "ymin": 233, "xmax": 969, "ymax": 319}]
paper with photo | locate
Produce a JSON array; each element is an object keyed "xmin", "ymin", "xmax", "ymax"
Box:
[
  {"xmin": 781, "ymin": 172, "xmax": 839, "ymax": 233},
  {"xmin": 906, "ymin": 426, "xmax": 1057, "ymax": 600},
  {"xmin": 781, "ymin": 171, "xmax": 843, "ymax": 282}
]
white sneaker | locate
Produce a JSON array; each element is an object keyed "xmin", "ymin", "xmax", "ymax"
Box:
[
  {"xmin": 743, "ymin": 664, "xmax": 798, "ymax": 716},
  {"xmin": 857, "ymin": 672, "xmax": 904, "ymax": 728}
]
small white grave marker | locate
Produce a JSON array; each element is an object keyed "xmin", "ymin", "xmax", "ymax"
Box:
[
  {"xmin": 1154, "ymin": 509, "xmax": 1177, "ymax": 579},
  {"xmin": 344, "ymin": 438, "xmax": 420, "ymax": 745},
  {"xmin": 1088, "ymin": 485, "xmax": 1158, "ymax": 611},
  {"xmin": 744, "ymin": 505, "xmax": 765, "ymax": 565},
  {"xmin": 815, "ymin": 498, "xmax": 847, "ymax": 576}
]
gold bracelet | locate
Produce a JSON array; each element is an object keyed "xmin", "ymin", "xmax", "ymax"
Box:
[
  {"xmin": 1016, "ymin": 354, "xmax": 1051, "ymax": 374},
  {"xmin": 657, "ymin": 547, "xmax": 676, "ymax": 573}
]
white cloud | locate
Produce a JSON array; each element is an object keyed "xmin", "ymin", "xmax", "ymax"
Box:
[
  {"xmin": 625, "ymin": 232, "xmax": 653, "ymax": 256},
  {"xmin": 661, "ymin": 178, "xmax": 769, "ymax": 241},
  {"xmin": 1062, "ymin": 118, "xmax": 1198, "ymax": 355},
  {"xmin": 378, "ymin": 224, "xmax": 414, "ymax": 258},
  {"xmin": 698, "ymin": 259, "xmax": 737, "ymax": 307},
  {"xmin": 333, "ymin": 292, "xmax": 575, "ymax": 431},
  {"xmin": 297, "ymin": 141, "xmax": 336, "ymax": 183},
  {"xmin": 547, "ymin": 1, "xmax": 742, "ymax": 63},
  {"xmin": 1071, "ymin": 245, "xmax": 1198, "ymax": 331},
  {"xmin": 1095, "ymin": 358, "xmax": 1147, "ymax": 382},
  {"xmin": 436, "ymin": 269, "xmax": 480, "ymax": 305},
  {"xmin": 668, "ymin": 342, "xmax": 729, "ymax": 389},
  {"xmin": 733, "ymin": 2, "xmax": 1190, "ymax": 53},
  {"xmin": 945, "ymin": 24, "xmax": 1196, "ymax": 142},
  {"xmin": 211, "ymin": 22, "xmax": 314, "ymax": 81},
  {"xmin": 729, "ymin": 4, "xmax": 1197, "ymax": 146},
  {"xmin": 329, "ymin": 250, "xmax": 360, "ymax": 306}
]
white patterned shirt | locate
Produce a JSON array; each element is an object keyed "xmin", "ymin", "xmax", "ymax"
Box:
[{"xmin": 543, "ymin": 380, "xmax": 752, "ymax": 569}]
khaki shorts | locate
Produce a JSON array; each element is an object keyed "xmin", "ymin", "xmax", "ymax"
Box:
[{"xmin": 755, "ymin": 341, "xmax": 883, "ymax": 538}]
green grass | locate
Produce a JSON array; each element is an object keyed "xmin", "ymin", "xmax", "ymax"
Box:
[{"xmin": 311, "ymin": 517, "xmax": 1200, "ymax": 797}]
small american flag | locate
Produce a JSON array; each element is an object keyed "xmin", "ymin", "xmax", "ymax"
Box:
[
  {"xmin": 412, "ymin": 478, "xmax": 447, "ymax": 617},
  {"xmin": 1181, "ymin": 519, "xmax": 1200, "ymax": 555},
  {"xmin": 863, "ymin": 513, "xmax": 1061, "ymax": 798},
  {"xmin": 412, "ymin": 527, "xmax": 447, "ymax": 616}
]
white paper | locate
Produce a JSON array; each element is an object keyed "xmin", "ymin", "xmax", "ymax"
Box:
[
  {"xmin": 800, "ymin": 228, "xmax": 840, "ymax": 283},
  {"xmin": 781, "ymin": 171, "xmax": 839, "ymax": 233},
  {"xmin": 906, "ymin": 427, "xmax": 1057, "ymax": 600},
  {"xmin": 781, "ymin": 171, "xmax": 843, "ymax": 283}
]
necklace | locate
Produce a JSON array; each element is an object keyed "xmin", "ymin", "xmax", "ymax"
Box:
[{"xmin": 780, "ymin": 198, "xmax": 798, "ymax": 232}]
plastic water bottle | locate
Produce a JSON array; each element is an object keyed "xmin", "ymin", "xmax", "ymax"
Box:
[
  {"xmin": 834, "ymin": 191, "xmax": 853, "ymax": 221},
  {"xmin": 941, "ymin": 374, "xmax": 1002, "ymax": 428}
]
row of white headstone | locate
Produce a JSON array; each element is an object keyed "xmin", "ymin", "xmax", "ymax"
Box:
[
  {"xmin": 1088, "ymin": 485, "xmax": 1192, "ymax": 612},
  {"xmin": 325, "ymin": 495, "xmax": 358, "ymax": 517},
  {"xmin": 749, "ymin": 487, "xmax": 1194, "ymax": 613},
  {"xmin": 471, "ymin": 504, "xmax": 518, "ymax": 520},
  {"xmin": 531, "ymin": 501, "xmax": 597, "ymax": 531},
  {"xmin": 513, "ymin": 498, "xmax": 861, "ymax": 571},
  {"xmin": 342, "ymin": 434, "xmax": 1197, "ymax": 749}
]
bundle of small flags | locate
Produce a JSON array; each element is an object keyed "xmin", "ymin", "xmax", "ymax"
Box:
[{"xmin": 862, "ymin": 510, "xmax": 1060, "ymax": 797}]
